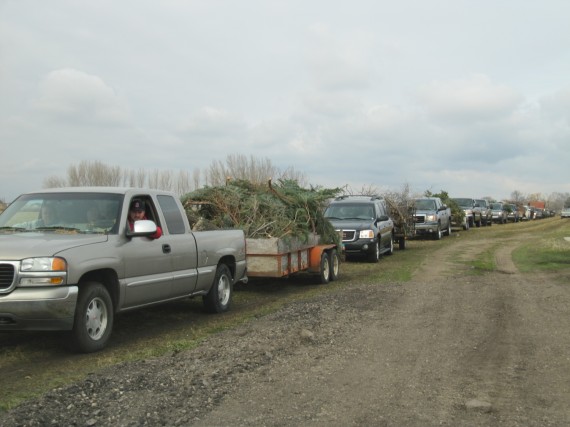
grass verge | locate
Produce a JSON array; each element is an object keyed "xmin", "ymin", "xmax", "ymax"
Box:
[{"xmin": 512, "ymin": 220, "xmax": 570, "ymax": 272}]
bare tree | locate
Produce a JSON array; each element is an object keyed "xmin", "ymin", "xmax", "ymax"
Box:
[
  {"xmin": 175, "ymin": 170, "xmax": 192, "ymax": 196},
  {"xmin": 341, "ymin": 184, "xmax": 384, "ymax": 197},
  {"xmin": 510, "ymin": 190, "xmax": 525, "ymax": 204},
  {"xmin": 204, "ymin": 154, "xmax": 307, "ymax": 187},
  {"xmin": 192, "ymin": 168, "xmax": 201, "ymax": 191},
  {"xmin": 547, "ymin": 192, "xmax": 570, "ymax": 212},
  {"xmin": 527, "ymin": 192, "xmax": 544, "ymax": 202},
  {"xmin": 43, "ymin": 175, "xmax": 67, "ymax": 189}
]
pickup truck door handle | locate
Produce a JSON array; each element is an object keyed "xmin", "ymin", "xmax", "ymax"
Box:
[{"xmin": 162, "ymin": 244, "xmax": 171, "ymax": 254}]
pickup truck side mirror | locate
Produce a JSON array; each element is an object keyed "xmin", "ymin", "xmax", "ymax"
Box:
[
  {"xmin": 126, "ymin": 219, "xmax": 158, "ymax": 238},
  {"xmin": 378, "ymin": 215, "xmax": 390, "ymax": 221}
]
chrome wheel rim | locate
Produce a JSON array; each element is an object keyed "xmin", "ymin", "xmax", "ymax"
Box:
[{"xmin": 85, "ymin": 297, "xmax": 108, "ymax": 341}]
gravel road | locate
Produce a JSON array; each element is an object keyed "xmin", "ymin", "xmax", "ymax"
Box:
[{"xmin": 2, "ymin": 228, "xmax": 570, "ymax": 426}]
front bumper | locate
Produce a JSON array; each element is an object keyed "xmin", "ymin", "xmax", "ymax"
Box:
[
  {"xmin": 342, "ymin": 238, "xmax": 379, "ymax": 255},
  {"xmin": 414, "ymin": 223, "xmax": 439, "ymax": 235},
  {"xmin": 0, "ymin": 286, "xmax": 78, "ymax": 330}
]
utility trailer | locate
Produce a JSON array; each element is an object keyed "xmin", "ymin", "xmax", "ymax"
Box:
[{"xmin": 245, "ymin": 234, "xmax": 340, "ymax": 284}]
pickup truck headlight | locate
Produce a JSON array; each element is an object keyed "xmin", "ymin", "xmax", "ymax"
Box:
[
  {"xmin": 426, "ymin": 214, "xmax": 437, "ymax": 222},
  {"xmin": 19, "ymin": 257, "xmax": 67, "ymax": 286},
  {"xmin": 359, "ymin": 230, "xmax": 375, "ymax": 239}
]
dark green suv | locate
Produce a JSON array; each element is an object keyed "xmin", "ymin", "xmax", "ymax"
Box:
[{"xmin": 324, "ymin": 196, "xmax": 394, "ymax": 262}]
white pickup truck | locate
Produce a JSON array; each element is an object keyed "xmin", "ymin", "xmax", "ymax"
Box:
[{"xmin": 0, "ymin": 187, "xmax": 247, "ymax": 352}]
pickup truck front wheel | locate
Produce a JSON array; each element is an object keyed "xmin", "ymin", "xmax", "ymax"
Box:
[
  {"xmin": 434, "ymin": 225, "xmax": 442, "ymax": 240},
  {"xmin": 203, "ymin": 264, "xmax": 233, "ymax": 313},
  {"xmin": 70, "ymin": 281, "xmax": 113, "ymax": 353}
]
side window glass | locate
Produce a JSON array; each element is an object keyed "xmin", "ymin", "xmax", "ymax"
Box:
[
  {"xmin": 157, "ymin": 195, "xmax": 185, "ymax": 235},
  {"xmin": 376, "ymin": 203, "xmax": 385, "ymax": 218},
  {"xmin": 127, "ymin": 195, "xmax": 159, "ymax": 227}
]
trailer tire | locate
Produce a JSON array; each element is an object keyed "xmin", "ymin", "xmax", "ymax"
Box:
[
  {"xmin": 318, "ymin": 252, "xmax": 331, "ymax": 284},
  {"xmin": 203, "ymin": 264, "xmax": 233, "ymax": 313},
  {"xmin": 69, "ymin": 281, "xmax": 113, "ymax": 353},
  {"xmin": 329, "ymin": 249, "xmax": 340, "ymax": 281}
]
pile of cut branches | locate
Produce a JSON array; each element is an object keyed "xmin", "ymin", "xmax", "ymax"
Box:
[{"xmin": 181, "ymin": 179, "xmax": 342, "ymax": 244}]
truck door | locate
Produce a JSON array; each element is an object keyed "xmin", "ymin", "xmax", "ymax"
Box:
[
  {"xmin": 156, "ymin": 194, "xmax": 199, "ymax": 297},
  {"xmin": 122, "ymin": 196, "xmax": 173, "ymax": 308}
]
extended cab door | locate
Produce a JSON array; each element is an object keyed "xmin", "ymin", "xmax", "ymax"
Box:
[{"xmin": 156, "ymin": 194, "xmax": 199, "ymax": 297}]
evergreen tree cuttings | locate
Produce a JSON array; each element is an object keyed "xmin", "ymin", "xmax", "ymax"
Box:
[{"xmin": 181, "ymin": 179, "xmax": 342, "ymax": 244}]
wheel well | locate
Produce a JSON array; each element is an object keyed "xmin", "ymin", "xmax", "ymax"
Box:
[
  {"xmin": 78, "ymin": 269, "xmax": 119, "ymax": 312},
  {"xmin": 218, "ymin": 255, "xmax": 236, "ymax": 279}
]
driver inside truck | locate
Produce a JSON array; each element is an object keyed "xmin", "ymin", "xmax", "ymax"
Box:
[{"xmin": 127, "ymin": 198, "xmax": 162, "ymax": 239}]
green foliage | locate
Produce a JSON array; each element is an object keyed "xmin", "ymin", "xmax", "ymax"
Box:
[
  {"xmin": 181, "ymin": 179, "xmax": 343, "ymax": 245},
  {"xmin": 425, "ymin": 190, "xmax": 464, "ymax": 223}
]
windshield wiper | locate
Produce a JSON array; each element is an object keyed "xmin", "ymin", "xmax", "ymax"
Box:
[
  {"xmin": 0, "ymin": 226, "xmax": 27, "ymax": 231},
  {"xmin": 35, "ymin": 226, "xmax": 81, "ymax": 232}
]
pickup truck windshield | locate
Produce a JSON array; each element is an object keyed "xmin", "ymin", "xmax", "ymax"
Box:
[
  {"xmin": 0, "ymin": 192, "xmax": 123, "ymax": 234},
  {"xmin": 414, "ymin": 200, "xmax": 436, "ymax": 210}
]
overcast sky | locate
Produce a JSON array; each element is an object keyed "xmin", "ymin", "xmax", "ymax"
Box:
[{"xmin": 1, "ymin": 0, "xmax": 569, "ymax": 202}]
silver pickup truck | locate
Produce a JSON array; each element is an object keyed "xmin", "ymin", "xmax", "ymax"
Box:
[
  {"xmin": 413, "ymin": 197, "xmax": 452, "ymax": 240},
  {"xmin": 0, "ymin": 187, "xmax": 247, "ymax": 352}
]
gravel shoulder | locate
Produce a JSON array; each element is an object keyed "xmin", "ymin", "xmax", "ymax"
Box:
[{"xmin": 2, "ymin": 225, "xmax": 570, "ymax": 426}]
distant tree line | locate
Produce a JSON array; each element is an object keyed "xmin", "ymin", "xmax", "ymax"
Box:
[
  {"xmin": 41, "ymin": 155, "xmax": 307, "ymax": 197},
  {"xmin": 1, "ymin": 156, "xmax": 567, "ymax": 211}
]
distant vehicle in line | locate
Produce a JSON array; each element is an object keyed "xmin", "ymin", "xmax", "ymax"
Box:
[
  {"xmin": 324, "ymin": 195, "xmax": 394, "ymax": 262},
  {"xmin": 451, "ymin": 198, "xmax": 477, "ymax": 229},
  {"xmin": 560, "ymin": 208, "xmax": 570, "ymax": 219},
  {"xmin": 413, "ymin": 197, "xmax": 452, "ymax": 240},
  {"xmin": 490, "ymin": 202, "xmax": 508, "ymax": 224},
  {"xmin": 503, "ymin": 203, "xmax": 520, "ymax": 223},
  {"xmin": 474, "ymin": 199, "xmax": 492, "ymax": 226}
]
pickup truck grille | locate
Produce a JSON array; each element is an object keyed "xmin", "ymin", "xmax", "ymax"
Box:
[
  {"xmin": 0, "ymin": 263, "xmax": 15, "ymax": 291},
  {"xmin": 414, "ymin": 215, "xmax": 426, "ymax": 224},
  {"xmin": 340, "ymin": 230, "xmax": 356, "ymax": 242}
]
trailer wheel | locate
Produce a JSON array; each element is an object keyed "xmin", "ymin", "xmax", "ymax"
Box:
[
  {"xmin": 318, "ymin": 252, "xmax": 331, "ymax": 284},
  {"xmin": 329, "ymin": 249, "xmax": 340, "ymax": 281},
  {"xmin": 203, "ymin": 264, "xmax": 233, "ymax": 313},
  {"xmin": 69, "ymin": 281, "xmax": 113, "ymax": 353}
]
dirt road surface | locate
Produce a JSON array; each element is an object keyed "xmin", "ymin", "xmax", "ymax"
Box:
[{"xmin": 2, "ymin": 226, "xmax": 570, "ymax": 426}]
